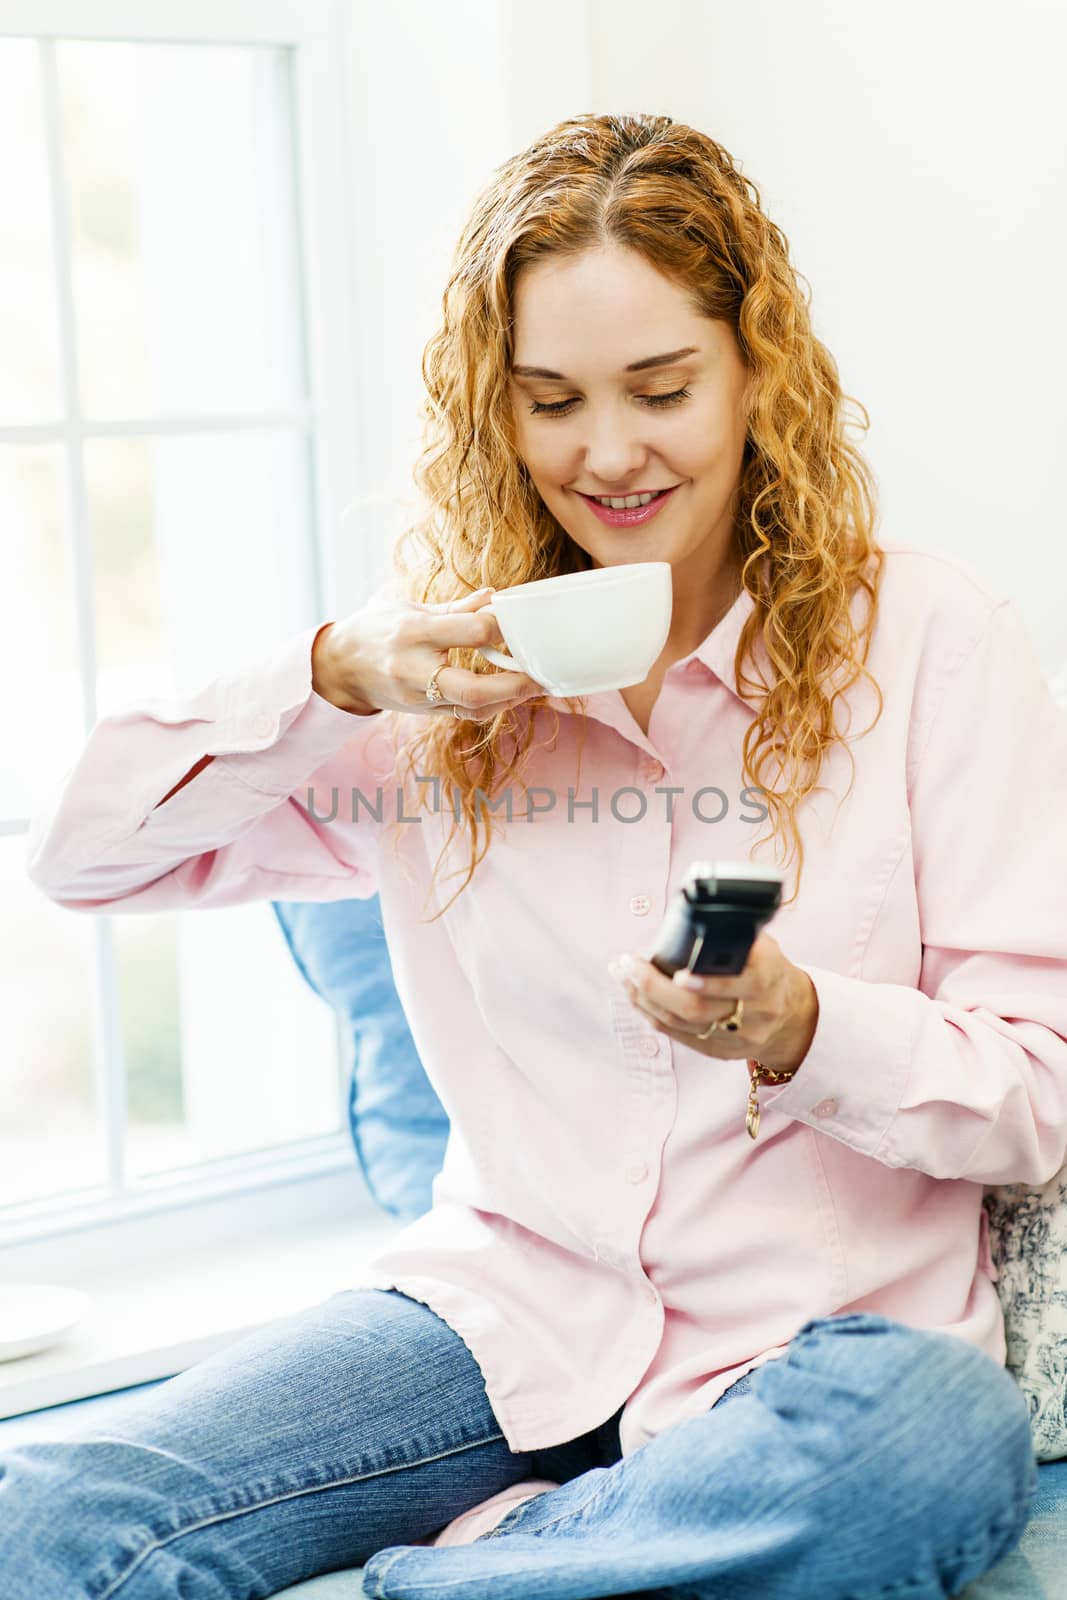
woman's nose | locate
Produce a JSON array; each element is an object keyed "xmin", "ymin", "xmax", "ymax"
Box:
[{"xmin": 579, "ymin": 421, "xmax": 650, "ymax": 485}]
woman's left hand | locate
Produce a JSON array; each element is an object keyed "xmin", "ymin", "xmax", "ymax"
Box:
[{"xmin": 607, "ymin": 931, "xmax": 819, "ymax": 1074}]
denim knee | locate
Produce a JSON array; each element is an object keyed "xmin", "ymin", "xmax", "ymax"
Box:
[{"xmin": 765, "ymin": 1311, "xmax": 1038, "ymax": 1545}]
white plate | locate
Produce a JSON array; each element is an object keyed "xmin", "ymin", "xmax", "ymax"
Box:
[{"xmin": 0, "ymin": 1283, "xmax": 91, "ymax": 1362}]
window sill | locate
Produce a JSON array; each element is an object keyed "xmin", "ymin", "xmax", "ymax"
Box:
[{"xmin": 0, "ymin": 1197, "xmax": 404, "ymax": 1419}]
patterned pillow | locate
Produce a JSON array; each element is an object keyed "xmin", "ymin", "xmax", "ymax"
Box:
[
  {"xmin": 980, "ymin": 661, "xmax": 1067, "ymax": 1463},
  {"xmin": 982, "ymin": 1183, "xmax": 1067, "ymax": 1462}
]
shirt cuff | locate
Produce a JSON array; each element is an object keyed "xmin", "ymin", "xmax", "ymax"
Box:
[
  {"xmin": 756, "ymin": 962, "xmax": 919, "ymax": 1157},
  {"xmin": 214, "ymin": 623, "xmax": 384, "ymax": 797}
]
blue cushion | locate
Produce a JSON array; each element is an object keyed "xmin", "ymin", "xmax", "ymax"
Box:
[
  {"xmin": 271, "ymin": 897, "xmax": 449, "ymax": 1223},
  {"xmin": 273, "ymin": 1577, "xmax": 365, "ymax": 1597}
]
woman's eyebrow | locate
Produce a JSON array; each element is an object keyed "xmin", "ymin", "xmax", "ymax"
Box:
[{"xmin": 510, "ymin": 346, "xmax": 700, "ymax": 380}]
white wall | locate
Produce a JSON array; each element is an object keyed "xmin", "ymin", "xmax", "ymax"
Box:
[
  {"xmin": 335, "ymin": 0, "xmax": 508, "ymax": 602},
  {"xmin": 340, "ymin": 0, "xmax": 1066, "ymax": 669}
]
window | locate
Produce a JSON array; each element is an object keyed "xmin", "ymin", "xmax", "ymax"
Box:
[{"xmin": 1, "ymin": 2, "xmax": 363, "ymax": 1244}]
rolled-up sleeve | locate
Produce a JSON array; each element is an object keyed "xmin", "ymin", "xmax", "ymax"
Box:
[
  {"xmin": 25, "ymin": 623, "xmax": 390, "ymax": 913},
  {"xmin": 761, "ymin": 597, "xmax": 1067, "ymax": 1185}
]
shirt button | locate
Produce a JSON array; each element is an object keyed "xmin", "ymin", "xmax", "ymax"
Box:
[
  {"xmin": 644, "ymin": 1281, "xmax": 659, "ymax": 1304},
  {"xmin": 253, "ymin": 713, "xmax": 275, "ymax": 739},
  {"xmin": 628, "ymin": 1162, "xmax": 649, "ymax": 1184},
  {"xmin": 642, "ymin": 759, "xmax": 665, "ymax": 783},
  {"xmin": 639, "ymin": 1036, "xmax": 660, "ymax": 1058},
  {"xmin": 813, "ymin": 1097, "xmax": 838, "ymax": 1118},
  {"xmin": 629, "ymin": 895, "xmax": 651, "ymax": 916},
  {"xmin": 685, "ymin": 659, "xmax": 704, "ymax": 676}
]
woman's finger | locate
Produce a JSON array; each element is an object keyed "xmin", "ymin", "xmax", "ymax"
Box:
[
  {"xmin": 425, "ymin": 661, "xmax": 543, "ymax": 710},
  {"xmin": 430, "ymin": 692, "xmax": 538, "ymax": 722}
]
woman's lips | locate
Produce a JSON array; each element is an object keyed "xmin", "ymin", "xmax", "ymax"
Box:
[{"xmin": 578, "ymin": 484, "xmax": 682, "ymax": 527}]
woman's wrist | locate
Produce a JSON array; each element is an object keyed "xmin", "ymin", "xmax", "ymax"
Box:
[
  {"xmin": 311, "ymin": 622, "xmax": 380, "ymax": 716},
  {"xmin": 758, "ymin": 970, "xmax": 819, "ymax": 1075}
]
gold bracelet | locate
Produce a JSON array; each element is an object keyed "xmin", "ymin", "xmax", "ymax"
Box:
[{"xmin": 746, "ymin": 1057, "xmax": 800, "ymax": 1141}]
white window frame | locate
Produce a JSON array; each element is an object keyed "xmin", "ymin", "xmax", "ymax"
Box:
[{"xmin": 0, "ymin": 0, "xmax": 372, "ymax": 1260}]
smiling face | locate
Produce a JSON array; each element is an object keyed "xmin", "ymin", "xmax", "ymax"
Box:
[{"xmin": 507, "ymin": 241, "xmax": 752, "ymax": 633}]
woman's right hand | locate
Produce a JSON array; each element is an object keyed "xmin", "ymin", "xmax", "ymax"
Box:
[{"xmin": 311, "ymin": 586, "xmax": 545, "ymax": 721}]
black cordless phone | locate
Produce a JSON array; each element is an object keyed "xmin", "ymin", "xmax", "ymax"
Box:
[{"xmin": 648, "ymin": 860, "xmax": 784, "ymax": 979}]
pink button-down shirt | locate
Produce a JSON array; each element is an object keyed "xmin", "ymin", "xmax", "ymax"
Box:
[{"xmin": 25, "ymin": 540, "xmax": 1067, "ymax": 1457}]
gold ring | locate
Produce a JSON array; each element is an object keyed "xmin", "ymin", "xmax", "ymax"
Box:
[
  {"xmin": 425, "ymin": 663, "xmax": 448, "ymax": 704},
  {"xmin": 696, "ymin": 997, "xmax": 744, "ymax": 1040}
]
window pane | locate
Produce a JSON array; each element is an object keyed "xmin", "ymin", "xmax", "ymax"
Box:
[
  {"xmin": 81, "ymin": 424, "xmax": 334, "ymax": 1179},
  {"xmin": 57, "ymin": 41, "xmax": 305, "ymax": 420},
  {"xmin": 112, "ymin": 910, "xmax": 184, "ymax": 1176},
  {"xmin": 123, "ymin": 903, "xmax": 341, "ymax": 1181},
  {"xmin": 0, "ymin": 445, "xmax": 83, "ymax": 821},
  {"xmin": 86, "ymin": 428, "xmax": 317, "ymax": 717},
  {"xmin": 0, "ymin": 40, "xmax": 63, "ymax": 425},
  {"xmin": 1, "ymin": 833, "xmax": 105, "ymax": 1210}
]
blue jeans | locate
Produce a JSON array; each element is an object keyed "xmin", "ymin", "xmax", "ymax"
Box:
[{"xmin": 0, "ymin": 1287, "xmax": 1036, "ymax": 1599}]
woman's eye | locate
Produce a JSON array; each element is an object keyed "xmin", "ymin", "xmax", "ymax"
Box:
[{"xmin": 529, "ymin": 387, "xmax": 691, "ymax": 417}]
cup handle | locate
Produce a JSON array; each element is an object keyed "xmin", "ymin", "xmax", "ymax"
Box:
[{"xmin": 478, "ymin": 643, "xmax": 523, "ymax": 671}]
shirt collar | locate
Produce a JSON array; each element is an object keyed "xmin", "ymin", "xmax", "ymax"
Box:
[{"xmin": 686, "ymin": 573, "xmax": 761, "ymax": 710}]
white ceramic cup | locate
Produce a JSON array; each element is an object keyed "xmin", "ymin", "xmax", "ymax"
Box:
[{"xmin": 477, "ymin": 561, "xmax": 673, "ymax": 695}]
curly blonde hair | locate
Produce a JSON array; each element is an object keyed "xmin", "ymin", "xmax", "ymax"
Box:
[{"xmin": 376, "ymin": 111, "xmax": 885, "ymax": 920}]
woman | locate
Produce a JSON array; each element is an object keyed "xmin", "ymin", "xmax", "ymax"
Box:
[{"xmin": 7, "ymin": 112, "xmax": 1063, "ymax": 1600}]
